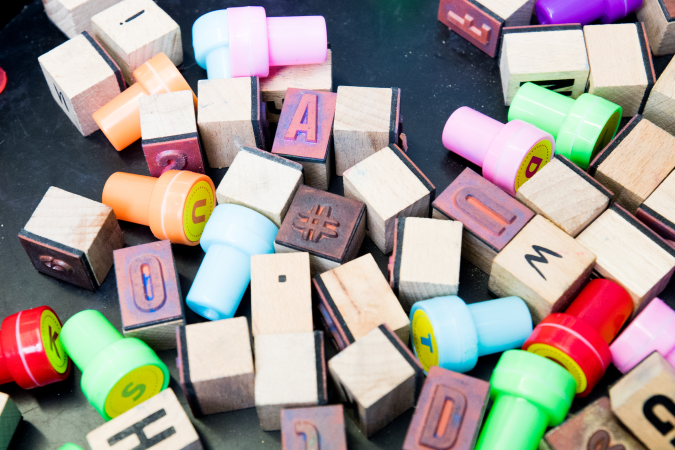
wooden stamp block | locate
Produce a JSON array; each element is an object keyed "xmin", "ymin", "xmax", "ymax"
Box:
[
  {"xmin": 610, "ymin": 352, "xmax": 675, "ymax": 449},
  {"xmin": 272, "ymin": 88, "xmax": 337, "ymax": 191},
  {"xmin": 140, "ymin": 91, "xmax": 204, "ymax": 177},
  {"xmin": 251, "ymin": 252, "xmax": 313, "ymax": 337},
  {"xmin": 176, "ymin": 317, "xmax": 255, "ymax": 416},
  {"xmin": 576, "ymin": 204, "xmax": 675, "ymax": 315},
  {"xmin": 328, "ymin": 324, "xmax": 425, "ymax": 438},
  {"xmin": 91, "ymin": 0, "xmax": 182, "ymax": 85},
  {"xmin": 438, "ymin": 0, "xmax": 535, "ymax": 58},
  {"xmin": 274, "ymin": 185, "xmax": 366, "ymax": 275},
  {"xmin": 589, "ymin": 115, "xmax": 675, "ymax": 214},
  {"xmin": 637, "ymin": 0, "xmax": 675, "ymax": 55},
  {"xmin": 254, "ymin": 331, "xmax": 327, "ymax": 431},
  {"xmin": 313, "ymin": 254, "xmax": 410, "ymax": 350},
  {"xmin": 637, "ymin": 170, "xmax": 675, "ymax": 241},
  {"xmin": 403, "ymin": 366, "xmax": 489, "ymax": 450},
  {"xmin": 41, "ymin": 0, "xmax": 122, "ymax": 38},
  {"xmin": 488, "ymin": 215, "xmax": 596, "ymax": 324},
  {"xmin": 113, "ymin": 240, "xmax": 184, "ymax": 350},
  {"xmin": 333, "ymin": 86, "xmax": 401, "ymax": 175},
  {"xmin": 643, "ymin": 54, "xmax": 675, "ymax": 135},
  {"xmin": 545, "ymin": 397, "xmax": 646, "ymax": 450},
  {"xmin": 19, "ymin": 187, "xmax": 124, "ymax": 290},
  {"xmin": 216, "ymin": 146, "xmax": 303, "ymax": 227},
  {"xmin": 584, "ymin": 23, "xmax": 655, "ymax": 117},
  {"xmin": 0, "ymin": 393, "xmax": 22, "ymax": 450},
  {"xmin": 260, "ymin": 49, "xmax": 333, "ymax": 123},
  {"xmin": 343, "ymin": 144, "xmax": 435, "ymax": 254},
  {"xmin": 390, "ymin": 217, "xmax": 463, "ymax": 312},
  {"xmin": 86, "ymin": 388, "xmax": 202, "ymax": 450},
  {"xmin": 499, "ymin": 25, "xmax": 590, "ymax": 105},
  {"xmin": 432, "ymin": 168, "xmax": 535, "ymax": 274},
  {"xmin": 281, "ymin": 405, "xmax": 347, "ymax": 450},
  {"xmin": 38, "ymin": 32, "xmax": 125, "ymax": 136},
  {"xmin": 197, "ymin": 77, "xmax": 266, "ymax": 168},
  {"xmin": 516, "ymin": 155, "xmax": 612, "ymax": 237}
]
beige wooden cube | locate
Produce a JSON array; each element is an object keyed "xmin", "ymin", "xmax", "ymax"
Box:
[
  {"xmin": 41, "ymin": 0, "xmax": 122, "ymax": 38},
  {"xmin": 637, "ymin": 168, "xmax": 675, "ymax": 242},
  {"xmin": 637, "ymin": 0, "xmax": 675, "ymax": 55},
  {"xmin": 643, "ymin": 54, "xmax": 675, "ymax": 135}
]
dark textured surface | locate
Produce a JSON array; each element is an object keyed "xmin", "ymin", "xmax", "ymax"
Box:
[{"xmin": 1, "ymin": 0, "xmax": 675, "ymax": 448}]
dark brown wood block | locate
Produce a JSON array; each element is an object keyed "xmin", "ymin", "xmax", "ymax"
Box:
[
  {"xmin": 142, "ymin": 133, "xmax": 205, "ymax": 177},
  {"xmin": 281, "ymin": 405, "xmax": 347, "ymax": 450}
]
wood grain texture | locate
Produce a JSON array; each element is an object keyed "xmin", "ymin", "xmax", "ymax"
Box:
[
  {"xmin": 639, "ymin": 169, "xmax": 675, "ymax": 241},
  {"xmin": 481, "ymin": 0, "xmax": 535, "ymax": 24},
  {"xmin": 0, "ymin": 393, "xmax": 21, "ymax": 450},
  {"xmin": 281, "ymin": 405, "xmax": 347, "ymax": 450},
  {"xmin": 637, "ymin": 0, "xmax": 675, "ymax": 55},
  {"xmin": 643, "ymin": 53, "xmax": 675, "ymax": 134},
  {"xmin": 41, "ymin": 0, "xmax": 122, "ymax": 38}
]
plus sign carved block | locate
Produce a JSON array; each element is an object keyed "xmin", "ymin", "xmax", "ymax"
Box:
[
  {"xmin": 643, "ymin": 54, "xmax": 675, "ymax": 135},
  {"xmin": 41, "ymin": 0, "xmax": 122, "ymax": 38},
  {"xmin": 281, "ymin": 405, "xmax": 347, "ymax": 450},
  {"xmin": 637, "ymin": 0, "xmax": 675, "ymax": 55}
]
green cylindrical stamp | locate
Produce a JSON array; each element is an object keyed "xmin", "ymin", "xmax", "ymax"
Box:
[{"xmin": 58, "ymin": 444, "xmax": 84, "ymax": 450}]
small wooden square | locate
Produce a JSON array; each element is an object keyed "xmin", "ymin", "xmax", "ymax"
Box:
[
  {"xmin": 281, "ymin": 405, "xmax": 347, "ymax": 450},
  {"xmin": 333, "ymin": 86, "xmax": 401, "ymax": 175},
  {"xmin": 643, "ymin": 52, "xmax": 675, "ymax": 135},
  {"xmin": 499, "ymin": 24, "xmax": 590, "ymax": 105},
  {"xmin": 38, "ymin": 32, "xmax": 125, "ymax": 136},
  {"xmin": 91, "ymin": 0, "xmax": 182, "ymax": 85},
  {"xmin": 19, "ymin": 187, "xmax": 124, "ymax": 290},
  {"xmin": 390, "ymin": 217, "xmax": 463, "ymax": 312},
  {"xmin": 272, "ymin": 88, "xmax": 337, "ymax": 191},
  {"xmin": 516, "ymin": 155, "xmax": 612, "ymax": 237},
  {"xmin": 343, "ymin": 144, "xmax": 435, "ymax": 254},
  {"xmin": 637, "ymin": 0, "xmax": 675, "ymax": 56},
  {"xmin": 0, "ymin": 393, "xmax": 21, "ymax": 450},
  {"xmin": 255, "ymin": 331, "xmax": 327, "ymax": 431},
  {"xmin": 637, "ymin": 169, "xmax": 675, "ymax": 241},
  {"xmin": 197, "ymin": 77, "xmax": 266, "ymax": 168},
  {"xmin": 41, "ymin": 0, "xmax": 122, "ymax": 38},
  {"xmin": 274, "ymin": 185, "xmax": 366, "ymax": 275},
  {"xmin": 488, "ymin": 215, "xmax": 596, "ymax": 324},
  {"xmin": 176, "ymin": 317, "xmax": 255, "ymax": 416},
  {"xmin": 433, "ymin": 168, "xmax": 535, "ymax": 274},
  {"xmin": 328, "ymin": 324, "xmax": 425, "ymax": 438},
  {"xmin": 313, "ymin": 254, "xmax": 410, "ymax": 350}
]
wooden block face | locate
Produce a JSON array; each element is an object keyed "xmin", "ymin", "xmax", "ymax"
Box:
[
  {"xmin": 433, "ymin": 168, "xmax": 534, "ymax": 274},
  {"xmin": 41, "ymin": 0, "xmax": 123, "ymax": 38},
  {"xmin": 197, "ymin": 77, "xmax": 266, "ymax": 168},
  {"xmin": 638, "ymin": 169, "xmax": 675, "ymax": 241},
  {"xmin": 0, "ymin": 393, "xmax": 22, "ymax": 450},
  {"xmin": 177, "ymin": 317, "xmax": 255, "ymax": 416},
  {"xmin": 516, "ymin": 155, "xmax": 611, "ymax": 237},
  {"xmin": 333, "ymin": 87, "xmax": 401, "ymax": 175},
  {"xmin": 86, "ymin": 388, "xmax": 202, "ymax": 450},
  {"xmin": 38, "ymin": 32, "xmax": 125, "ymax": 136},
  {"xmin": 637, "ymin": 0, "xmax": 675, "ymax": 56},
  {"xmin": 499, "ymin": 25, "xmax": 589, "ymax": 105},
  {"xmin": 251, "ymin": 252, "xmax": 313, "ymax": 337},
  {"xmin": 91, "ymin": 0, "xmax": 182, "ymax": 84},
  {"xmin": 343, "ymin": 144, "xmax": 435, "ymax": 254},
  {"xmin": 488, "ymin": 215, "xmax": 596, "ymax": 324},
  {"xmin": 313, "ymin": 254, "xmax": 410, "ymax": 350},
  {"xmin": 113, "ymin": 240, "xmax": 183, "ymax": 350},
  {"xmin": 391, "ymin": 217, "xmax": 463, "ymax": 312},
  {"xmin": 281, "ymin": 405, "xmax": 347, "ymax": 450},
  {"xmin": 643, "ymin": 50, "xmax": 675, "ymax": 134}
]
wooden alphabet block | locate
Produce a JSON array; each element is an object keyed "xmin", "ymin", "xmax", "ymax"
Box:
[
  {"xmin": 637, "ymin": 0, "xmax": 675, "ymax": 55},
  {"xmin": 91, "ymin": 0, "xmax": 182, "ymax": 85},
  {"xmin": 274, "ymin": 185, "xmax": 366, "ymax": 275},
  {"xmin": 516, "ymin": 155, "xmax": 612, "ymax": 237},
  {"xmin": 255, "ymin": 331, "xmax": 327, "ymax": 431},
  {"xmin": 38, "ymin": 32, "xmax": 125, "ymax": 136},
  {"xmin": 576, "ymin": 205, "xmax": 675, "ymax": 314},
  {"xmin": 610, "ymin": 352, "xmax": 675, "ymax": 449},
  {"xmin": 637, "ymin": 169, "xmax": 675, "ymax": 241},
  {"xmin": 113, "ymin": 240, "xmax": 184, "ymax": 350},
  {"xmin": 41, "ymin": 0, "xmax": 122, "ymax": 38},
  {"xmin": 19, "ymin": 187, "xmax": 124, "ymax": 290},
  {"xmin": 313, "ymin": 254, "xmax": 410, "ymax": 350},
  {"xmin": 643, "ymin": 54, "xmax": 675, "ymax": 135},
  {"xmin": 251, "ymin": 252, "xmax": 313, "ymax": 337},
  {"xmin": 488, "ymin": 215, "xmax": 596, "ymax": 324},
  {"xmin": 403, "ymin": 366, "xmax": 489, "ymax": 450},
  {"xmin": 281, "ymin": 405, "xmax": 347, "ymax": 450},
  {"xmin": 272, "ymin": 88, "xmax": 337, "ymax": 190},
  {"xmin": 197, "ymin": 77, "xmax": 266, "ymax": 168},
  {"xmin": 139, "ymin": 91, "xmax": 204, "ymax": 177},
  {"xmin": 333, "ymin": 86, "xmax": 402, "ymax": 175},
  {"xmin": 0, "ymin": 393, "xmax": 22, "ymax": 450},
  {"xmin": 86, "ymin": 388, "xmax": 202, "ymax": 450},
  {"xmin": 215, "ymin": 146, "xmax": 303, "ymax": 227},
  {"xmin": 589, "ymin": 116, "xmax": 675, "ymax": 214},
  {"xmin": 499, "ymin": 25, "xmax": 590, "ymax": 105},
  {"xmin": 432, "ymin": 168, "xmax": 535, "ymax": 274},
  {"xmin": 328, "ymin": 324, "xmax": 425, "ymax": 438},
  {"xmin": 176, "ymin": 317, "xmax": 255, "ymax": 416},
  {"xmin": 343, "ymin": 144, "xmax": 435, "ymax": 254},
  {"xmin": 438, "ymin": 0, "xmax": 535, "ymax": 58},
  {"xmin": 390, "ymin": 217, "xmax": 463, "ymax": 312}
]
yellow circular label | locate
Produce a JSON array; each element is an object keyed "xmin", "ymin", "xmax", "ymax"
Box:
[
  {"xmin": 527, "ymin": 343, "xmax": 586, "ymax": 393},
  {"xmin": 412, "ymin": 309, "xmax": 438, "ymax": 372},
  {"xmin": 40, "ymin": 310, "xmax": 68, "ymax": 374},
  {"xmin": 183, "ymin": 180, "xmax": 214, "ymax": 242},
  {"xmin": 104, "ymin": 365, "xmax": 165, "ymax": 418},
  {"xmin": 514, "ymin": 140, "xmax": 553, "ymax": 191}
]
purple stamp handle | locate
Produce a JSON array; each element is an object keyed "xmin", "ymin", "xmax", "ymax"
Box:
[{"xmin": 536, "ymin": 0, "xmax": 643, "ymax": 26}]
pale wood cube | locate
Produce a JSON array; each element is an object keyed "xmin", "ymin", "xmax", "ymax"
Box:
[
  {"xmin": 637, "ymin": 0, "xmax": 675, "ymax": 55},
  {"xmin": 41, "ymin": 0, "xmax": 122, "ymax": 38},
  {"xmin": 638, "ymin": 169, "xmax": 675, "ymax": 241},
  {"xmin": 643, "ymin": 54, "xmax": 675, "ymax": 135},
  {"xmin": 0, "ymin": 393, "xmax": 21, "ymax": 450}
]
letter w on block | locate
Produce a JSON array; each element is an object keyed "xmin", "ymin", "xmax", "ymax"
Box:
[
  {"xmin": 285, "ymin": 94, "xmax": 318, "ymax": 142},
  {"xmin": 524, "ymin": 245, "xmax": 562, "ymax": 280}
]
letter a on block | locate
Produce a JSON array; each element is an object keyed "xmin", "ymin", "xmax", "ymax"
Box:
[{"xmin": 285, "ymin": 94, "xmax": 318, "ymax": 142}]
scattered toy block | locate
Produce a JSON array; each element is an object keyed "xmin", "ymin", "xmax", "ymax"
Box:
[
  {"xmin": 281, "ymin": 405, "xmax": 347, "ymax": 450},
  {"xmin": 637, "ymin": 169, "xmax": 675, "ymax": 241},
  {"xmin": 41, "ymin": 0, "xmax": 122, "ymax": 38},
  {"xmin": 637, "ymin": 0, "xmax": 675, "ymax": 55},
  {"xmin": 0, "ymin": 393, "xmax": 21, "ymax": 450},
  {"xmin": 643, "ymin": 53, "xmax": 675, "ymax": 135}
]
